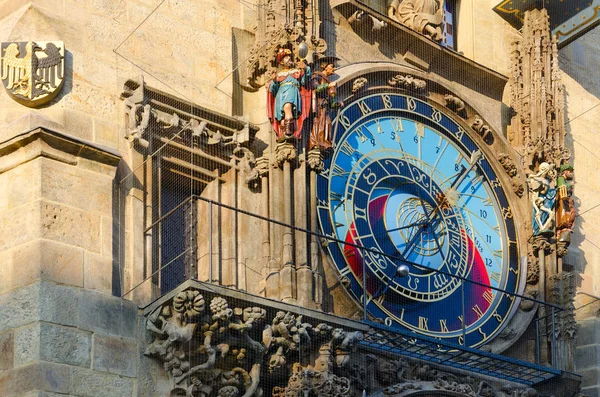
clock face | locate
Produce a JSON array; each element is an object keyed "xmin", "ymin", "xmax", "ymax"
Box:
[{"xmin": 317, "ymin": 93, "xmax": 522, "ymax": 347}]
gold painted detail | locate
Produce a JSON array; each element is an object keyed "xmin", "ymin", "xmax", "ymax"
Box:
[{"xmin": 1, "ymin": 41, "xmax": 65, "ymax": 107}]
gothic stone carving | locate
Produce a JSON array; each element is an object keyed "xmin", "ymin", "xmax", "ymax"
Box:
[
  {"xmin": 374, "ymin": 358, "xmax": 540, "ymax": 397},
  {"xmin": 387, "ymin": 0, "xmax": 443, "ymax": 41},
  {"xmin": 121, "ymin": 76, "xmax": 254, "ymax": 151},
  {"xmin": 498, "ymin": 153, "xmax": 525, "ymax": 197},
  {"xmin": 274, "ymin": 141, "xmax": 297, "ymax": 167},
  {"xmin": 471, "ymin": 116, "xmax": 494, "ymax": 145},
  {"xmin": 246, "ymin": 0, "xmax": 326, "ymax": 89},
  {"xmin": 145, "ymin": 289, "xmax": 364, "ymax": 397},
  {"xmin": 352, "ymin": 77, "xmax": 368, "ymax": 93},
  {"xmin": 1, "ymin": 41, "xmax": 65, "ymax": 107},
  {"xmin": 507, "ymin": 9, "xmax": 569, "ymax": 171},
  {"xmin": 307, "ymin": 147, "xmax": 324, "ymax": 172},
  {"xmin": 348, "ymin": 10, "xmax": 388, "ymax": 34},
  {"xmin": 444, "ymin": 94, "xmax": 466, "ymax": 118},
  {"xmin": 387, "ymin": 74, "xmax": 426, "ymax": 91}
]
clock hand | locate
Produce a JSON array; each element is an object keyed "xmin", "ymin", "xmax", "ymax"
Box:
[
  {"xmin": 386, "ymin": 221, "xmax": 429, "ymax": 234},
  {"xmin": 418, "ymin": 197, "xmax": 447, "ymax": 264},
  {"xmin": 428, "ymin": 150, "xmax": 482, "ymax": 220}
]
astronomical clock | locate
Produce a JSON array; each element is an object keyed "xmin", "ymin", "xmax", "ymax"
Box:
[{"xmin": 317, "ymin": 67, "xmax": 528, "ymax": 350}]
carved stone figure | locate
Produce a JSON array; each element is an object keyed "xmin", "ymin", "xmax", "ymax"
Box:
[
  {"xmin": 444, "ymin": 94, "xmax": 466, "ymax": 117},
  {"xmin": 388, "ymin": 0, "xmax": 444, "ymax": 41},
  {"xmin": 309, "ymin": 58, "xmax": 342, "ymax": 150},
  {"xmin": 267, "ymin": 48, "xmax": 312, "ymax": 141},
  {"xmin": 387, "ymin": 74, "xmax": 426, "ymax": 91},
  {"xmin": 352, "ymin": 77, "xmax": 368, "ymax": 93},
  {"xmin": 527, "ymin": 162, "xmax": 557, "ymax": 235}
]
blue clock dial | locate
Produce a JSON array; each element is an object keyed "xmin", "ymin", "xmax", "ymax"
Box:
[{"xmin": 317, "ymin": 93, "xmax": 521, "ymax": 348}]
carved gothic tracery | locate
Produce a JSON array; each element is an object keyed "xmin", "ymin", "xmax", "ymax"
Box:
[{"xmin": 507, "ymin": 9, "xmax": 568, "ymax": 171}]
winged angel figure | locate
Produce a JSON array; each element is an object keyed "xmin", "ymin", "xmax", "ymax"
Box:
[{"xmin": 1, "ymin": 41, "xmax": 64, "ymax": 102}]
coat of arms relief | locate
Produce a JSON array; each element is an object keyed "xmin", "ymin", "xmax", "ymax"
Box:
[{"xmin": 0, "ymin": 41, "xmax": 65, "ymax": 107}]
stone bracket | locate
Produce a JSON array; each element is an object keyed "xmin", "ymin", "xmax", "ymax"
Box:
[{"xmin": 120, "ymin": 76, "xmax": 259, "ymax": 154}]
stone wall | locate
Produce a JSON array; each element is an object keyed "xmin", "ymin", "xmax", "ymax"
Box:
[
  {"xmin": 0, "ymin": 0, "xmax": 254, "ymax": 151},
  {"xmin": 561, "ymin": 24, "xmax": 600, "ymax": 397}
]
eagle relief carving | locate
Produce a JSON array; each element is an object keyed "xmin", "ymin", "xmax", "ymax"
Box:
[{"xmin": 1, "ymin": 41, "xmax": 65, "ymax": 107}]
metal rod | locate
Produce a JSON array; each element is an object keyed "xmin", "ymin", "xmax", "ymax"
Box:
[
  {"xmin": 209, "ymin": 201, "xmax": 213, "ymax": 283},
  {"xmin": 551, "ymin": 307, "xmax": 557, "ymax": 369},
  {"xmin": 190, "ymin": 195, "xmax": 566, "ymax": 311},
  {"xmin": 535, "ymin": 318, "xmax": 540, "ymax": 365},
  {"xmin": 144, "ymin": 196, "xmax": 193, "ymax": 233},
  {"xmin": 158, "ymin": 137, "xmax": 239, "ymax": 169},
  {"xmin": 121, "ymin": 248, "xmax": 190, "ymax": 298},
  {"xmin": 461, "ymin": 280, "xmax": 466, "ymax": 346},
  {"xmin": 363, "ymin": 252, "xmax": 368, "ymax": 322}
]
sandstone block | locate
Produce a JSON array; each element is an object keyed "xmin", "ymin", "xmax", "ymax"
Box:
[
  {"xmin": 0, "ymin": 239, "xmax": 84, "ymax": 294},
  {"xmin": 577, "ymin": 343, "xmax": 600, "ymax": 371},
  {"xmin": 90, "ymin": 0, "xmax": 125, "ymax": 18},
  {"xmin": 0, "ymin": 200, "xmax": 41, "ymax": 251},
  {"xmin": 581, "ymin": 367, "xmax": 600, "ymax": 388},
  {"xmin": 39, "ymin": 281, "xmax": 80, "ymax": 328},
  {"xmin": 84, "ymin": 252, "xmax": 114, "ymax": 294},
  {"xmin": 0, "ymin": 282, "xmax": 41, "ymax": 333},
  {"xmin": 577, "ymin": 318, "xmax": 600, "ymax": 347},
  {"xmin": 92, "ymin": 334, "xmax": 137, "ymax": 377},
  {"xmin": 40, "ymin": 201, "xmax": 102, "ymax": 253},
  {"xmin": 93, "ymin": 117, "xmax": 119, "ymax": 148},
  {"xmin": 40, "ymin": 157, "xmax": 114, "ymax": 216},
  {"xmin": 581, "ymin": 386, "xmax": 600, "ymax": 397},
  {"xmin": 0, "ymin": 331, "xmax": 14, "ymax": 371},
  {"xmin": 101, "ymin": 216, "xmax": 115, "ymax": 259},
  {"xmin": 0, "ymin": 158, "xmax": 42, "ymax": 212},
  {"xmin": 14, "ymin": 323, "xmax": 40, "ymax": 366},
  {"xmin": 70, "ymin": 367, "xmax": 134, "ymax": 397},
  {"xmin": 15, "ymin": 322, "xmax": 91, "ymax": 367},
  {"xmin": 78, "ymin": 289, "xmax": 137, "ymax": 338},
  {"xmin": 0, "ymin": 362, "xmax": 70, "ymax": 396},
  {"xmin": 62, "ymin": 110, "xmax": 94, "ymax": 142}
]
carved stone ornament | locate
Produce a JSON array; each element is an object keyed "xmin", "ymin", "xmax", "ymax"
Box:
[
  {"xmin": 444, "ymin": 94, "xmax": 466, "ymax": 118},
  {"xmin": 245, "ymin": 0, "xmax": 327, "ymax": 89},
  {"xmin": 498, "ymin": 152, "xmax": 525, "ymax": 197},
  {"xmin": 144, "ymin": 288, "xmax": 364, "ymax": 397},
  {"xmin": 351, "ymin": 77, "xmax": 368, "ymax": 93},
  {"xmin": 471, "ymin": 116, "xmax": 494, "ymax": 145},
  {"xmin": 1, "ymin": 41, "xmax": 65, "ymax": 107},
  {"xmin": 347, "ymin": 10, "xmax": 388, "ymax": 33},
  {"xmin": 120, "ymin": 76, "xmax": 257, "ymax": 152},
  {"xmin": 233, "ymin": 146, "xmax": 260, "ymax": 186},
  {"xmin": 307, "ymin": 146, "xmax": 324, "ymax": 172},
  {"xmin": 274, "ymin": 141, "xmax": 297, "ymax": 167},
  {"xmin": 507, "ymin": 9, "xmax": 569, "ymax": 171},
  {"xmin": 387, "ymin": 74, "xmax": 426, "ymax": 91},
  {"xmin": 387, "ymin": 0, "xmax": 444, "ymax": 41}
]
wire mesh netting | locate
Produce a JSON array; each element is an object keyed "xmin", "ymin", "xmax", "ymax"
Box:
[{"xmin": 106, "ymin": 0, "xmax": 593, "ymax": 395}]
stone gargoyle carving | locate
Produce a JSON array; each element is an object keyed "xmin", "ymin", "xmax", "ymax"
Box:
[{"xmin": 145, "ymin": 289, "xmax": 364, "ymax": 397}]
